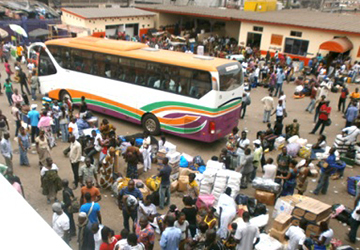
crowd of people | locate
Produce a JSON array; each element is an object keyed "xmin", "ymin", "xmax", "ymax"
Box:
[{"xmin": 1, "ymin": 35, "xmax": 360, "ymax": 250}]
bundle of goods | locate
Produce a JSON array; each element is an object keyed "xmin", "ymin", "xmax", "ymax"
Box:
[
  {"xmin": 334, "ymin": 134, "xmax": 355, "ymax": 154},
  {"xmin": 316, "ymin": 146, "xmax": 340, "ymax": 161},
  {"xmin": 200, "ymin": 167, "xmax": 241, "ymax": 205},
  {"xmin": 145, "ymin": 175, "xmax": 161, "ymax": 191},
  {"xmin": 291, "ymin": 197, "xmax": 332, "ymax": 237},
  {"xmin": 252, "ymin": 177, "xmax": 281, "ymax": 194},
  {"xmin": 298, "ymin": 146, "xmax": 311, "ymax": 159},
  {"xmin": 166, "ymin": 151, "xmax": 181, "ymax": 174},
  {"xmin": 269, "ymin": 212, "xmax": 292, "ymax": 243},
  {"xmin": 274, "ymin": 137, "xmax": 285, "ymax": 150},
  {"xmin": 347, "ymin": 175, "xmax": 360, "ymax": 196},
  {"xmin": 179, "ymin": 153, "xmax": 193, "ymax": 168},
  {"xmin": 355, "ymin": 152, "xmax": 360, "ymax": 165},
  {"xmin": 211, "ymin": 169, "xmax": 230, "ymax": 204},
  {"xmin": 135, "ymin": 180, "xmax": 151, "ymax": 198},
  {"xmin": 111, "ymin": 177, "xmax": 130, "ymax": 195},
  {"xmin": 255, "ymin": 233, "xmax": 282, "ymax": 250},
  {"xmin": 199, "ymin": 168, "xmax": 217, "ymax": 195},
  {"xmin": 331, "ymin": 204, "xmax": 352, "ymax": 225},
  {"xmin": 196, "ymin": 194, "xmax": 215, "ymax": 210},
  {"xmin": 286, "ymin": 143, "xmax": 301, "ymax": 157}
]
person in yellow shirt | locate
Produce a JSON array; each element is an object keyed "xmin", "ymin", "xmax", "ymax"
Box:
[
  {"xmin": 187, "ymin": 173, "xmax": 199, "ymax": 200},
  {"xmin": 16, "ymin": 45, "xmax": 23, "ymax": 62}
]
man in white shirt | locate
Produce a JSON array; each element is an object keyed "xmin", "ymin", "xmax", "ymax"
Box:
[
  {"xmin": 285, "ymin": 219, "xmax": 307, "ymax": 250},
  {"xmin": 349, "ymin": 194, "xmax": 360, "ymax": 243},
  {"xmin": 235, "ymin": 212, "xmax": 260, "ymax": 250},
  {"xmin": 68, "ymin": 117, "xmax": 79, "ymax": 140},
  {"xmin": 261, "ymin": 93, "xmax": 274, "ymax": 123},
  {"xmin": 69, "ymin": 135, "xmax": 82, "ymax": 189},
  {"xmin": 1, "ymin": 132, "xmax": 12, "ymax": 170},
  {"xmin": 263, "ymin": 158, "xmax": 277, "ymax": 181},
  {"xmin": 52, "ymin": 202, "xmax": 70, "ymax": 244},
  {"xmin": 138, "ymin": 195, "xmax": 157, "ymax": 223},
  {"xmin": 91, "ymin": 223, "xmax": 104, "ymax": 250}
]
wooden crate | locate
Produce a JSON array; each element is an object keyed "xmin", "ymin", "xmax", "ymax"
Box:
[
  {"xmin": 291, "ymin": 215, "xmax": 302, "ymax": 227},
  {"xmin": 305, "ymin": 215, "xmax": 331, "ymax": 237},
  {"xmin": 273, "ymin": 213, "xmax": 292, "ymax": 231},
  {"xmin": 255, "ymin": 190, "xmax": 276, "ymax": 206}
]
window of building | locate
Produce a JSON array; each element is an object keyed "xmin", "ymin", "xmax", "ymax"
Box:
[
  {"xmin": 253, "ymin": 26, "xmax": 263, "ymax": 32},
  {"xmin": 284, "ymin": 38, "xmax": 309, "ymax": 56},
  {"xmin": 290, "ymin": 31, "xmax": 302, "ymax": 37},
  {"xmin": 270, "ymin": 34, "xmax": 283, "ymax": 46}
]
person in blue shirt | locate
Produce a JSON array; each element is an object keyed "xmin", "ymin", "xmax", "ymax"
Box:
[
  {"xmin": 118, "ymin": 180, "xmax": 143, "ymax": 231},
  {"xmin": 80, "ymin": 192, "xmax": 102, "ymax": 224},
  {"xmin": 313, "ymin": 147, "xmax": 336, "ymax": 195},
  {"xmin": 76, "ymin": 115, "xmax": 90, "ymax": 136},
  {"xmin": 275, "ymin": 69, "xmax": 286, "ymax": 97},
  {"xmin": 160, "ymin": 215, "xmax": 181, "ymax": 250},
  {"xmin": 27, "ymin": 104, "xmax": 40, "ymax": 143},
  {"xmin": 345, "ymin": 101, "xmax": 358, "ymax": 128}
]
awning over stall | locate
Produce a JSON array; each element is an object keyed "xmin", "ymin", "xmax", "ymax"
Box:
[{"xmin": 319, "ymin": 37, "xmax": 353, "ymax": 53}]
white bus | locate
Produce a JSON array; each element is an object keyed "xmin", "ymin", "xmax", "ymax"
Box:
[{"xmin": 29, "ymin": 37, "xmax": 243, "ymax": 142}]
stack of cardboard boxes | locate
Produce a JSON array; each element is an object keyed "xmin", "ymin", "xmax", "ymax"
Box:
[
  {"xmin": 270, "ymin": 196, "xmax": 332, "ymax": 243},
  {"xmin": 255, "ymin": 190, "xmax": 276, "ymax": 206}
]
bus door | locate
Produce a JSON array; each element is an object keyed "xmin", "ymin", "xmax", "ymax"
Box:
[{"xmin": 29, "ymin": 43, "xmax": 58, "ymax": 94}]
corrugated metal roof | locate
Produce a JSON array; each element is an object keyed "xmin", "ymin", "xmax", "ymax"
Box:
[
  {"xmin": 62, "ymin": 7, "xmax": 156, "ymax": 19},
  {"xmin": 136, "ymin": 4, "xmax": 360, "ymax": 34}
]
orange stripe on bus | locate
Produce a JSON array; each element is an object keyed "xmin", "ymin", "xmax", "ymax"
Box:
[{"xmin": 49, "ymin": 89, "xmax": 198, "ymax": 126}]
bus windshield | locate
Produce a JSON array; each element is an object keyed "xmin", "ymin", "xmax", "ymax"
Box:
[{"xmin": 218, "ymin": 63, "xmax": 243, "ymax": 91}]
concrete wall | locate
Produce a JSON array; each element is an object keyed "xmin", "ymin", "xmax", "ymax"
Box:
[
  {"xmin": 225, "ymin": 21, "xmax": 240, "ymax": 40},
  {"xmin": 61, "ymin": 11, "xmax": 155, "ymax": 34},
  {"xmin": 238, "ymin": 21, "xmax": 360, "ymax": 60}
]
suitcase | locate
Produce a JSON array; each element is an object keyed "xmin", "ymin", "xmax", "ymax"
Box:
[
  {"xmin": 347, "ymin": 175, "xmax": 360, "ymax": 196},
  {"xmin": 22, "ymin": 93, "xmax": 29, "ymax": 105}
]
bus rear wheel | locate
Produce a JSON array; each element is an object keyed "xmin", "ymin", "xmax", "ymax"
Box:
[{"xmin": 142, "ymin": 114, "xmax": 160, "ymax": 135}]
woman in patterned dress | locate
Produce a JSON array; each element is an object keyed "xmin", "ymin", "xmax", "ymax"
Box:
[{"xmin": 99, "ymin": 147, "xmax": 119, "ymax": 189}]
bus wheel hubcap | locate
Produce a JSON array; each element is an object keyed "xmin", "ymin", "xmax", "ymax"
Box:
[{"xmin": 145, "ymin": 119, "xmax": 156, "ymax": 132}]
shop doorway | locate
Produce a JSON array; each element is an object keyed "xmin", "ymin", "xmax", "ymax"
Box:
[{"xmin": 246, "ymin": 32, "xmax": 262, "ymax": 48}]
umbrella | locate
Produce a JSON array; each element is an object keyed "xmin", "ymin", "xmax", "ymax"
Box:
[
  {"xmin": 0, "ymin": 28, "xmax": 8, "ymax": 38},
  {"xmin": 29, "ymin": 28, "xmax": 49, "ymax": 38},
  {"xmin": 9, "ymin": 24, "xmax": 27, "ymax": 38}
]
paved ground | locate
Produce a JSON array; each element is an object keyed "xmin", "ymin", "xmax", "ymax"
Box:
[{"xmin": 2, "ymin": 59, "xmax": 360, "ymax": 249}]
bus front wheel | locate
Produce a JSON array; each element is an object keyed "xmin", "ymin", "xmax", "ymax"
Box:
[
  {"xmin": 142, "ymin": 114, "xmax": 160, "ymax": 135},
  {"xmin": 60, "ymin": 90, "xmax": 71, "ymax": 103}
]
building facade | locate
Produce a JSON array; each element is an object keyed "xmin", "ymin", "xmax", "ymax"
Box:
[
  {"xmin": 138, "ymin": 4, "xmax": 360, "ymax": 63},
  {"xmin": 61, "ymin": 7, "xmax": 156, "ymax": 37}
]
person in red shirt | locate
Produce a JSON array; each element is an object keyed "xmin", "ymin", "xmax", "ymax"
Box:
[
  {"xmin": 100, "ymin": 226, "xmax": 121, "ymax": 250},
  {"xmin": 338, "ymin": 85, "xmax": 349, "ymax": 113},
  {"xmin": 310, "ymin": 101, "xmax": 331, "ymax": 135}
]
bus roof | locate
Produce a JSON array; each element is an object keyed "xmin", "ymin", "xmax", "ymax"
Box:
[{"xmin": 45, "ymin": 37, "xmax": 235, "ymax": 72}]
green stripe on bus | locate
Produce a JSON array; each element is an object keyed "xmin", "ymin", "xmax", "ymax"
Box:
[{"xmin": 141, "ymin": 100, "xmax": 241, "ymax": 113}]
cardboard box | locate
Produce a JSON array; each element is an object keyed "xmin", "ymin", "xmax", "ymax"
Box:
[
  {"xmin": 170, "ymin": 180, "xmax": 178, "ymax": 193},
  {"xmin": 137, "ymin": 165, "xmax": 144, "ymax": 176},
  {"xmin": 293, "ymin": 198, "xmax": 331, "ymax": 223},
  {"xmin": 269, "ymin": 225, "xmax": 290, "ymax": 243},
  {"xmin": 255, "ymin": 190, "xmax": 276, "ymax": 206},
  {"xmin": 273, "ymin": 213, "xmax": 292, "ymax": 231},
  {"xmin": 305, "ymin": 215, "xmax": 331, "ymax": 237},
  {"xmin": 178, "ymin": 175, "xmax": 189, "ymax": 192},
  {"xmin": 291, "ymin": 215, "xmax": 302, "ymax": 227},
  {"xmin": 237, "ymin": 205, "xmax": 248, "ymax": 217},
  {"xmin": 179, "ymin": 168, "xmax": 198, "ymax": 177},
  {"xmin": 170, "ymin": 161, "xmax": 180, "ymax": 174}
]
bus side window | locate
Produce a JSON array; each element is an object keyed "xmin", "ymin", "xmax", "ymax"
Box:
[
  {"xmin": 147, "ymin": 63, "xmax": 161, "ymax": 88},
  {"xmin": 179, "ymin": 78, "xmax": 190, "ymax": 95},
  {"xmin": 134, "ymin": 60, "xmax": 147, "ymax": 86},
  {"xmin": 61, "ymin": 47, "xmax": 71, "ymax": 69},
  {"xmin": 38, "ymin": 48, "xmax": 56, "ymax": 76},
  {"xmin": 191, "ymin": 70, "xmax": 211, "ymax": 98}
]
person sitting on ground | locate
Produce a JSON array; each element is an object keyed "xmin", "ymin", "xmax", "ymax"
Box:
[{"xmin": 285, "ymin": 119, "xmax": 300, "ymax": 139}]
